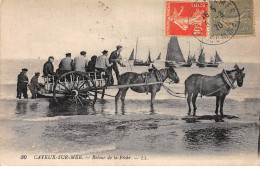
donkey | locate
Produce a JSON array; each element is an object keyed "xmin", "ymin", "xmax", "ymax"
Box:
[
  {"xmin": 115, "ymin": 66, "xmax": 180, "ymax": 105},
  {"xmin": 185, "ymin": 64, "xmax": 245, "ymax": 117}
]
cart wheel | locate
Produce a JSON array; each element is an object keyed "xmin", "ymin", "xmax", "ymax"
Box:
[{"xmin": 53, "ymin": 71, "xmax": 97, "ymax": 106}]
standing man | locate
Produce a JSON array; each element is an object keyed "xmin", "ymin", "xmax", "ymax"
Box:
[
  {"xmin": 43, "ymin": 56, "xmax": 55, "ymax": 76},
  {"xmin": 17, "ymin": 68, "xmax": 29, "ymax": 99},
  {"xmin": 29, "ymin": 72, "xmax": 41, "ymax": 99},
  {"xmin": 73, "ymin": 51, "xmax": 88, "ymax": 72},
  {"xmin": 95, "ymin": 50, "xmax": 113, "ymax": 85},
  {"xmin": 109, "ymin": 45, "xmax": 123, "ymax": 85},
  {"xmin": 57, "ymin": 53, "xmax": 73, "ymax": 74}
]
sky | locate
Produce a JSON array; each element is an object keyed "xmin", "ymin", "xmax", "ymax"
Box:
[{"xmin": 1, "ymin": 0, "xmax": 260, "ymax": 62}]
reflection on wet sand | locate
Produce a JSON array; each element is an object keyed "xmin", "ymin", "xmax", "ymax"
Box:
[
  {"xmin": 184, "ymin": 127, "xmax": 234, "ymax": 151},
  {"xmin": 15, "ymin": 101, "xmax": 28, "ymax": 115}
]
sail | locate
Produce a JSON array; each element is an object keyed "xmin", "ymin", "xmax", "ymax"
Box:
[
  {"xmin": 128, "ymin": 49, "xmax": 134, "ymax": 60},
  {"xmin": 215, "ymin": 51, "xmax": 222, "ymax": 62},
  {"xmin": 156, "ymin": 52, "xmax": 161, "ymax": 60},
  {"xmin": 166, "ymin": 36, "xmax": 185, "ymax": 63},
  {"xmin": 147, "ymin": 50, "xmax": 152, "ymax": 63},
  {"xmin": 198, "ymin": 48, "xmax": 206, "ymax": 63}
]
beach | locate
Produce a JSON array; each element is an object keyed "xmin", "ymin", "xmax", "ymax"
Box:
[{"xmin": 0, "ymin": 60, "xmax": 259, "ymax": 164}]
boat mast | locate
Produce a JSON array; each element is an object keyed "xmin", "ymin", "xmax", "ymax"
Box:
[{"xmin": 135, "ymin": 38, "xmax": 138, "ymax": 60}]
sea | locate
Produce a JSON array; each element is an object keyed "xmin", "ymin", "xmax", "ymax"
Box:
[{"xmin": 0, "ymin": 59, "xmax": 259, "ymax": 161}]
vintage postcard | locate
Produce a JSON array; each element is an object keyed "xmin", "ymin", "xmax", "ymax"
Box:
[{"xmin": 0, "ymin": 0, "xmax": 259, "ymax": 166}]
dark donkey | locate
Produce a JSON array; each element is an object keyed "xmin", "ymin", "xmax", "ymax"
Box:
[
  {"xmin": 115, "ymin": 66, "xmax": 180, "ymax": 105},
  {"xmin": 185, "ymin": 64, "xmax": 245, "ymax": 116}
]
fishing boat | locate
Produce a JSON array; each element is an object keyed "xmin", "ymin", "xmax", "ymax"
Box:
[
  {"xmin": 196, "ymin": 46, "xmax": 207, "ymax": 68},
  {"xmin": 206, "ymin": 51, "xmax": 222, "ymax": 67},
  {"xmin": 196, "ymin": 48, "xmax": 222, "ymax": 68},
  {"xmin": 165, "ymin": 37, "xmax": 192, "ymax": 67},
  {"xmin": 133, "ymin": 39, "xmax": 152, "ymax": 66}
]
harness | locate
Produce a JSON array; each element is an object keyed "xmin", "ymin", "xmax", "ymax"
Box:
[
  {"xmin": 141, "ymin": 67, "xmax": 165, "ymax": 94},
  {"xmin": 222, "ymin": 69, "xmax": 237, "ymax": 89},
  {"xmin": 199, "ymin": 69, "xmax": 236, "ymax": 97}
]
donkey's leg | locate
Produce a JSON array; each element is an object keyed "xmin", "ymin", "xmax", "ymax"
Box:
[
  {"xmin": 187, "ymin": 93, "xmax": 192, "ymax": 115},
  {"xmin": 220, "ymin": 95, "xmax": 226, "ymax": 117},
  {"xmin": 215, "ymin": 96, "xmax": 220, "ymax": 115},
  {"xmin": 120, "ymin": 88, "xmax": 129, "ymax": 104},
  {"xmin": 151, "ymin": 90, "xmax": 157, "ymax": 105},
  {"xmin": 115, "ymin": 89, "xmax": 123, "ymax": 105},
  {"xmin": 192, "ymin": 93, "xmax": 198, "ymax": 116}
]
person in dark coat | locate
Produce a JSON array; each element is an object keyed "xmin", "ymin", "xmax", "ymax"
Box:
[
  {"xmin": 108, "ymin": 45, "xmax": 123, "ymax": 85},
  {"xmin": 29, "ymin": 72, "xmax": 41, "ymax": 99},
  {"xmin": 86, "ymin": 55, "xmax": 97, "ymax": 72},
  {"xmin": 43, "ymin": 56, "xmax": 55, "ymax": 76},
  {"xmin": 57, "ymin": 53, "xmax": 73, "ymax": 74},
  {"xmin": 17, "ymin": 68, "xmax": 29, "ymax": 99}
]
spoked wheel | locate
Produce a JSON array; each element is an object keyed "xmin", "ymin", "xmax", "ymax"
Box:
[{"xmin": 53, "ymin": 71, "xmax": 97, "ymax": 107}]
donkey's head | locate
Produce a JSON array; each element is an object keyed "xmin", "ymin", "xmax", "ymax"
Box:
[
  {"xmin": 167, "ymin": 66, "xmax": 180, "ymax": 83},
  {"xmin": 234, "ymin": 64, "xmax": 245, "ymax": 87}
]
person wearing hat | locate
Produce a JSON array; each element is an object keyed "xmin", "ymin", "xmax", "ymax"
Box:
[
  {"xmin": 86, "ymin": 55, "xmax": 97, "ymax": 72},
  {"xmin": 109, "ymin": 45, "xmax": 123, "ymax": 85},
  {"xmin": 73, "ymin": 51, "xmax": 88, "ymax": 72},
  {"xmin": 28, "ymin": 72, "xmax": 41, "ymax": 99},
  {"xmin": 95, "ymin": 50, "xmax": 113, "ymax": 85},
  {"xmin": 43, "ymin": 56, "xmax": 55, "ymax": 76},
  {"xmin": 17, "ymin": 68, "xmax": 29, "ymax": 99},
  {"xmin": 57, "ymin": 53, "xmax": 73, "ymax": 74}
]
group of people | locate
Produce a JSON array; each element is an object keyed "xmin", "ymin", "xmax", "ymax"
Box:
[
  {"xmin": 17, "ymin": 45, "xmax": 124, "ymax": 99},
  {"xmin": 16, "ymin": 69, "xmax": 41, "ymax": 99}
]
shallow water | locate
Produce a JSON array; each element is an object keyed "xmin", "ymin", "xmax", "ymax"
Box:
[{"xmin": 0, "ymin": 61, "xmax": 259, "ymax": 156}]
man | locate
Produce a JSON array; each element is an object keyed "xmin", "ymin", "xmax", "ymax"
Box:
[
  {"xmin": 43, "ymin": 56, "xmax": 55, "ymax": 76},
  {"xmin": 17, "ymin": 68, "xmax": 29, "ymax": 99},
  {"xmin": 73, "ymin": 51, "xmax": 88, "ymax": 72},
  {"xmin": 86, "ymin": 55, "xmax": 97, "ymax": 72},
  {"xmin": 29, "ymin": 72, "xmax": 41, "ymax": 99},
  {"xmin": 57, "ymin": 53, "xmax": 73, "ymax": 74},
  {"xmin": 95, "ymin": 50, "xmax": 113, "ymax": 85},
  {"xmin": 109, "ymin": 45, "xmax": 123, "ymax": 84}
]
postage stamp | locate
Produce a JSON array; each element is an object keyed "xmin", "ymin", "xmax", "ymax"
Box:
[
  {"xmin": 223, "ymin": 0, "xmax": 255, "ymax": 36},
  {"xmin": 165, "ymin": 1, "xmax": 208, "ymax": 37},
  {"xmin": 191, "ymin": 0, "xmax": 240, "ymax": 45}
]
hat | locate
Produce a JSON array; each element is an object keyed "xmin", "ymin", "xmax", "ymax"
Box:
[
  {"xmin": 80, "ymin": 51, "xmax": 86, "ymax": 55},
  {"xmin": 102, "ymin": 50, "xmax": 108, "ymax": 54},
  {"xmin": 22, "ymin": 68, "xmax": 28, "ymax": 71},
  {"xmin": 65, "ymin": 53, "xmax": 71, "ymax": 56},
  {"xmin": 49, "ymin": 56, "xmax": 54, "ymax": 59},
  {"xmin": 35, "ymin": 72, "xmax": 40, "ymax": 75},
  {"xmin": 116, "ymin": 45, "xmax": 122, "ymax": 50}
]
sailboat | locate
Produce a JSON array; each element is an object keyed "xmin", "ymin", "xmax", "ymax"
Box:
[
  {"xmin": 215, "ymin": 51, "xmax": 222, "ymax": 63},
  {"xmin": 128, "ymin": 49, "xmax": 135, "ymax": 60},
  {"xmin": 165, "ymin": 36, "xmax": 192, "ymax": 67},
  {"xmin": 206, "ymin": 51, "xmax": 222, "ymax": 67},
  {"xmin": 156, "ymin": 52, "xmax": 161, "ymax": 60},
  {"xmin": 196, "ymin": 47, "xmax": 223, "ymax": 68},
  {"xmin": 147, "ymin": 50, "xmax": 154, "ymax": 63},
  {"xmin": 196, "ymin": 46, "xmax": 207, "ymax": 68},
  {"xmin": 133, "ymin": 39, "xmax": 152, "ymax": 66}
]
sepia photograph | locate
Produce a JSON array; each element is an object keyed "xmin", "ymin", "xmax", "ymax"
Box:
[{"xmin": 0, "ymin": 0, "xmax": 259, "ymax": 166}]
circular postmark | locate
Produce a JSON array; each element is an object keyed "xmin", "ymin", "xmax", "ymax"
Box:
[{"xmin": 188, "ymin": 0, "xmax": 240, "ymax": 45}]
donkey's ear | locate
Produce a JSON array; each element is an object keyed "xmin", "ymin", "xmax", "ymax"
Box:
[
  {"xmin": 234, "ymin": 64, "xmax": 239, "ymax": 69},
  {"xmin": 241, "ymin": 67, "xmax": 244, "ymax": 71}
]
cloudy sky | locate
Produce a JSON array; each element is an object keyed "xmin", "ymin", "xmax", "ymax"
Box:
[{"xmin": 1, "ymin": 0, "xmax": 260, "ymax": 62}]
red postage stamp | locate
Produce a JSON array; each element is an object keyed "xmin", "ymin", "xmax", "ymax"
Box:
[{"xmin": 165, "ymin": 1, "xmax": 208, "ymax": 37}]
